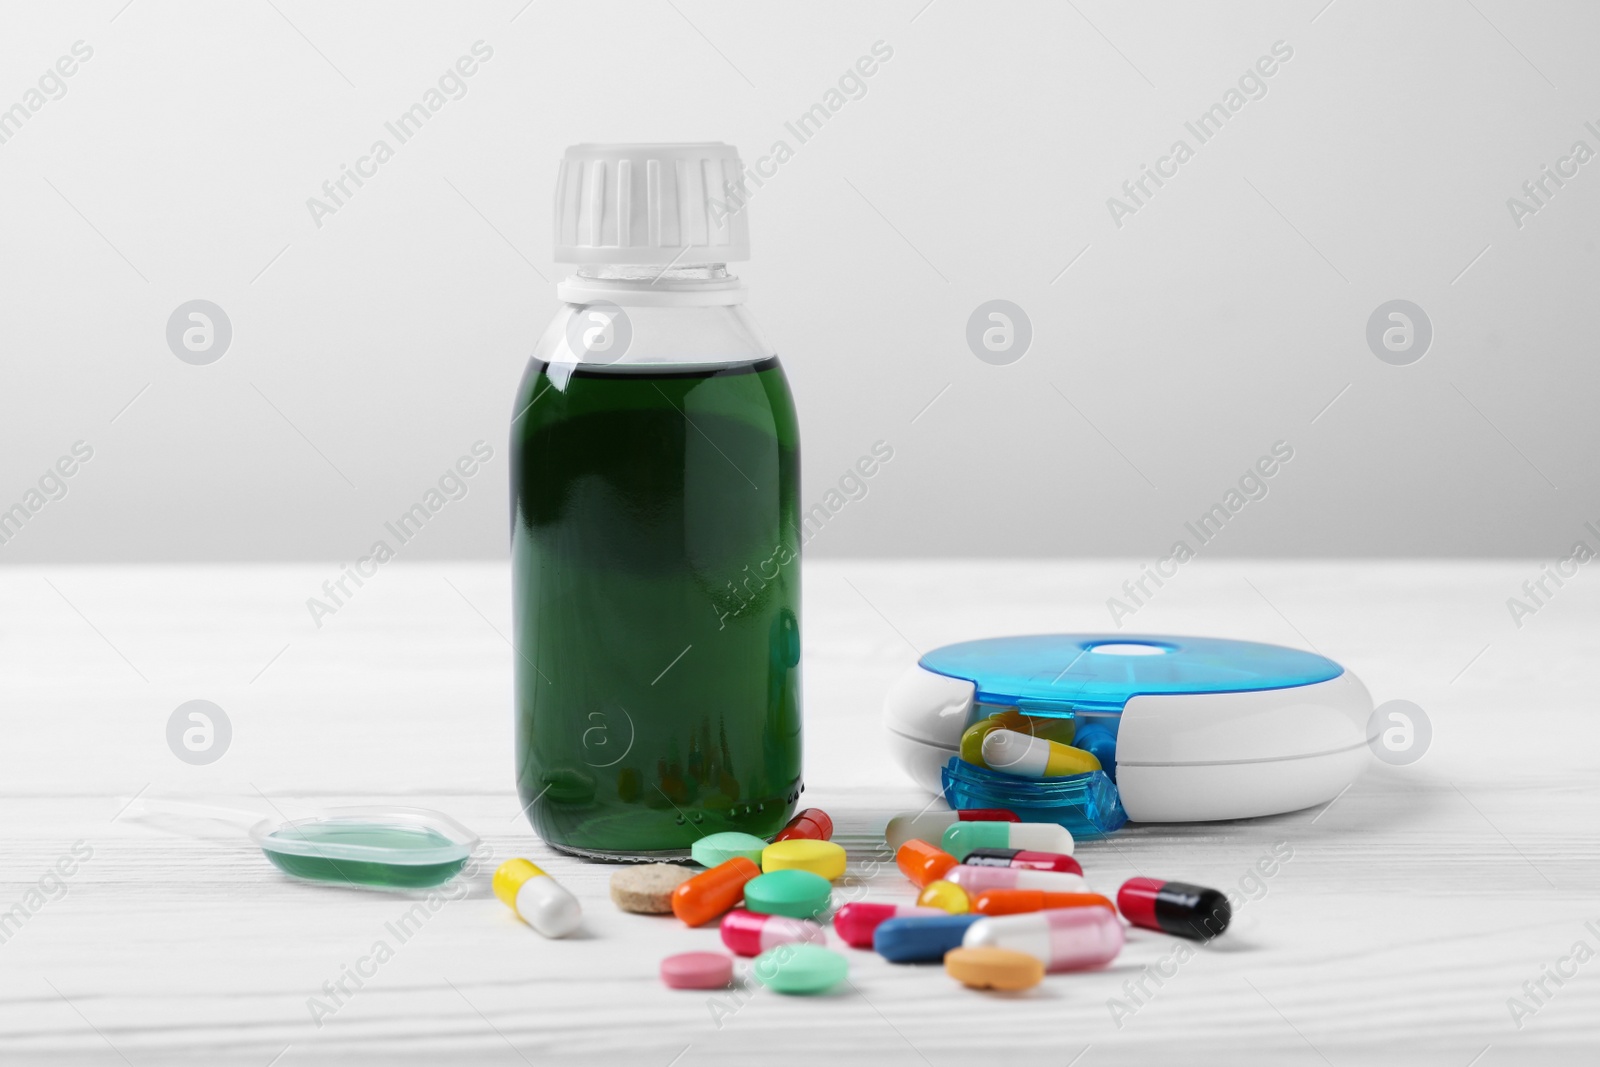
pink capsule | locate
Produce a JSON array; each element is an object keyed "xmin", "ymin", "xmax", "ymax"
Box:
[
  {"xmin": 833, "ymin": 902, "xmax": 945, "ymax": 948},
  {"xmin": 946, "ymin": 865, "xmax": 1089, "ymax": 895},
  {"xmin": 719, "ymin": 908, "xmax": 826, "ymax": 957},
  {"xmin": 962, "ymin": 907, "xmax": 1124, "ymax": 971}
]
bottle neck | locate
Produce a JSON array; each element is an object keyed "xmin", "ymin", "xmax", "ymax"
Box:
[{"xmin": 556, "ymin": 262, "xmax": 746, "ymax": 307}]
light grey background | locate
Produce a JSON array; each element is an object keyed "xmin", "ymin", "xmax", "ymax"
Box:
[{"xmin": 1, "ymin": 0, "xmax": 1595, "ymax": 563}]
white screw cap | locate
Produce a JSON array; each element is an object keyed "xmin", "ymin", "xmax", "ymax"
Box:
[{"xmin": 553, "ymin": 142, "xmax": 750, "ymax": 265}]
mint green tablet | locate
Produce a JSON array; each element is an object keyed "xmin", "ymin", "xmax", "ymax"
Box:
[
  {"xmin": 691, "ymin": 831, "xmax": 768, "ymax": 869},
  {"xmin": 753, "ymin": 943, "xmax": 848, "ymax": 995},
  {"xmin": 742, "ymin": 869, "xmax": 831, "ymax": 919}
]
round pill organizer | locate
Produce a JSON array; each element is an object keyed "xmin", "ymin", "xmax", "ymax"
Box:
[{"xmin": 883, "ymin": 634, "xmax": 1372, "ymax": 823}]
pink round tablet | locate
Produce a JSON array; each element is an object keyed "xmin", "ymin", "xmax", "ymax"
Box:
[{"xmin": 660, "ymin": 951, "xmax": 734, "ymax": 990}]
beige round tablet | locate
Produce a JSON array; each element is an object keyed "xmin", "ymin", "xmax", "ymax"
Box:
[
  {"xmin": 610, "ymin": 864, "xmax": 696, "ymax": 914},
  {"xmin": 944, "ymin": 946, "xmax": 1045, "ymax": 991}
]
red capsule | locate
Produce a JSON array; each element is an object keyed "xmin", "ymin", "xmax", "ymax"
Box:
[
  {"xmin": 774, "ymin": 808, "xmax": 834, "ymax": 842},
  {"xmin": 962, "ymin": 848, "xmax": 1083, "ymax": 876},
  {"xmin": 833, "ymin": 902, "xmax": 944, "ymax": 948}
]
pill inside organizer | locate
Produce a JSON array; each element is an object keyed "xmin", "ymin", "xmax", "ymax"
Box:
[{"xmin": 250, "ymin": 808, "xmax": 479, "ymax": 889}]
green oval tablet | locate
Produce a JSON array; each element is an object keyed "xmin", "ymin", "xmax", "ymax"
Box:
[
  {"xmin": 742, "ymin": 869, "xmax": 831, "ymax": 919},
  {"xmin": 692, "ymin": 832, "xmax": 768, "ymax": 869},
  {"xmin": 752, "ymin": 943, "xmax": 848, "ymax": 995}
]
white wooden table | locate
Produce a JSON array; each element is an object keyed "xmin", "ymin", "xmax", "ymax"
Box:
[{"xmin": 1, "ymin": 560, "xmax": 1595, "ymax": 1066}]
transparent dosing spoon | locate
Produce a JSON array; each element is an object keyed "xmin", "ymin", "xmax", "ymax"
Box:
[{"xmin": 118, "ymin": 795, "xmax": 481, "ymax": 890}]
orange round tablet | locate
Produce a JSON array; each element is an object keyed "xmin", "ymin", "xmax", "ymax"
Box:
[{"xmin": 944, "ymin": 946, "xmax": 1045, "ymax": 991}]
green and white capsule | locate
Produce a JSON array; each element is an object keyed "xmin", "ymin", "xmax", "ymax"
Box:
[{"xmin": 941, "ymin": 820, "xmax": 1073, "ymax": 861}]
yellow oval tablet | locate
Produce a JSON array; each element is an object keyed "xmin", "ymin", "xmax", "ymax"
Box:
[
  {"xmin": 760, "ymin": 838, "xmax": 847, "ymax": 881},
  {"xmin": 917, "ymin": 879, "xmax": 970, "ymax": 914},
  {"xmin": 944, "ymin": 946, "xmax": 1045, "ymax": 991}
]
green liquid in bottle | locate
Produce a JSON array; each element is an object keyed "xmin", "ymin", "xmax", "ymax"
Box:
[{"xmin": 511, "ymin": 356, "xmax": 803, "ymax": 859}]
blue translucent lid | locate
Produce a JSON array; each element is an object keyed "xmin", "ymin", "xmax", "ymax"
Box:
[{"xmin": 919, "ymin": 634, "xmax": 1342, "ymax": 715}]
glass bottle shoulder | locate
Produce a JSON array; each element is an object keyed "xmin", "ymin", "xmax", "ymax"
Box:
[{"xmin": 531, "ymin": 300, "xmax": 776, "ymax": 372}]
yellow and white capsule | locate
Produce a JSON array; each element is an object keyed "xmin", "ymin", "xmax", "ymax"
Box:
[
  {"xmin": 494, "ymin": 858, "xmax": 582, "ymax": 938},
  {"xmin": 980, "ymin": 729, "xmax": 1101, "ymax": 778}
]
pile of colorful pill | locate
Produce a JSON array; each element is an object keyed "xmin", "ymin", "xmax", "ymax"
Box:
[
  {"xmin": 496, "ymin": 803, "xmax": 1232, "ymax": 997},
  {"xmin": 869, "ymin": 810, "xmax": 1231, "ymax": 989}
]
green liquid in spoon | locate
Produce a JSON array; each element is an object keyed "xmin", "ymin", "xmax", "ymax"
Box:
[{"xmin": 260, "ymin": 822, "xmax": 468, "ymax": 889}]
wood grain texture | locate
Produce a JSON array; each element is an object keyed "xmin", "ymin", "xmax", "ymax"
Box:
[{"xmin": 1, "ymin": 560, "xmax": 1596, "ymax": 1066}]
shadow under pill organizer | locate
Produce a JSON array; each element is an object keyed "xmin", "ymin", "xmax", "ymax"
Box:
[{"xmin": 883, "ymin": 634, "xmax": 1373, "ymax": 834}]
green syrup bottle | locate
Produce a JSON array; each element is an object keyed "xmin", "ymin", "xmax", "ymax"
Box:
[{"xmin": 511, "ymin": 144, "xmax": 802, "ymax": 859}]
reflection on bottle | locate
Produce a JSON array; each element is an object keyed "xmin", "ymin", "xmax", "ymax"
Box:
[
  {"xmin": 658, "ymin": 754, "xmax": 689, "ymax": 806},
  {"xmin": 718, "ymin": 720, "xmax": 740, "ymax": 803},
  {"xmin": 762, "ymin": 607, "xmax": 804, "ymax": 803},
  {"xmin": 542, "ymin": 767, "xmax": 595, "ymax": 805},
  {"xmin": 771, "ymin": 607, "xmax": 801, "ymax": 670}
]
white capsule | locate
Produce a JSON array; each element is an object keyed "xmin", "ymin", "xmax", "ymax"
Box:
[{"xmin": 884, "ymin": 811, "xmax": 963, "ymax": 852}]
